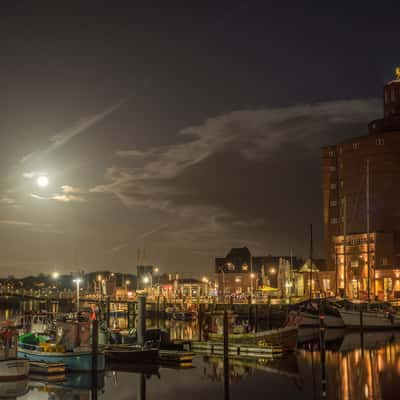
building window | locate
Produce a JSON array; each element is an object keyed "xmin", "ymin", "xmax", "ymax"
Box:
[
  {"xmin": 329, "ymin": 165, "xmax": 336, "ymax": 172},
  {"xmin": 242, "ymin": 264, "xmax": 248, "ymax": 271},
  {"xmin": 330, "ymin": 183, "xmax": 337, "ymax": 190},
  {"xmin": 339, "ymin": 161, "xmax": 343, "ymax": 169},
  {"xmin": 351, "ymin": 260, "xmax": 359, "ymax": 268},
  {"xmin": 340, "ymin": 181, "xmax": 344, "ymax": 188},
  {"xmin": 382, "ymin": 257, "xmax": 388, "ymax": 265},
  {"xmin": 376, "ymin": 138, "xmax": 385, "ymax": 145},
  {"xmin": 328, "ymin": 151, "xmax": 336, "ymax": 157},
  {"xmin": 339, "ymin": 147, "xmax": 343, "ymax": 155},
  {"xmin": 322, "ymin": 279, "xmax": 331, "ymax": 291},
  {"xmin": 330, "ymin": 200, "xmax": 337, "ymax": 207},
  {"xmin": 330, "ymin": 218, "xmax": 338, "ymax": 224},
  {"xmin": 352, "ymin": 143, "xmax": 359, "ymax": 150}
]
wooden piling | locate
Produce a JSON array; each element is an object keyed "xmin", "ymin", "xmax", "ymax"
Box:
[{"xmin": 137, "ymin": 295, "xmax": 146, "ymax": 346}]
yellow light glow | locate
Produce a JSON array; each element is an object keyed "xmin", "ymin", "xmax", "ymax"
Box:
[
  {"xmin": 37, "ymin": 175, "xmax": 49, "ymax": 188},
  {"xmin": 250, "ymin": 273, "xmax": 256, "ymax": 279},
  {"xmin": 52, "ymin": 272, "xmax": 59, "ymax": 279}
]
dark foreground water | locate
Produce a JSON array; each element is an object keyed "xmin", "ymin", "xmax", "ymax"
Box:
[
  {"xmin": 2, "ymin": 308, "xmax": 400, "ymax": 399},
  {"xmin": 1, "ymin": 330, "xmax": 397, "ymax": 400}
]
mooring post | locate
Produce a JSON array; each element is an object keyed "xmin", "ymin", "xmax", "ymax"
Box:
[
  {"xmin": 137, "ymin": 295, "xmax": 146, "ymax": 346},
  {"xmin": 92, "ymin": 319, "xmax": 99, "ymax": 372},
  {"xmin": 223, "ymin": 304, "xmax": 230, "ymax": 400},
  {"xmin": 319, "ymin": 314, "xmax": 327, "ymax": 398},
  {"xmin": 106, "ymin": 297, "xmax": 111, "ymax": 330},
  {"xmin": 156, "ymin": 295, "xmax": 160, "ymax": 329},
  {"xmin": 254, "ymin": 303, "xmax": 258, "ymax": 333}
]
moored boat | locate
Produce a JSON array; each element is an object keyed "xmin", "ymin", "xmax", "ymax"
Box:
[
  {"xmin": 206, "ymin": 325, "xmax": 298, "ymax": 351},
  {"xmin": 18, "ymin": 344, "xmax": 105, "ymax": 372},
  {"xmin": 104, "ymin": 345, "xmax": 159, "ymax": 363},
  {"xmin": 338, "ymin": 301, "xmax": 400, "ymax": 329},
  {"xmin": 0, "ymin": 321, "xmax": 30, "ymax": 382}
]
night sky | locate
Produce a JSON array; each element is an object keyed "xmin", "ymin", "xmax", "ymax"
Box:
[{"xmin": 0, "ymin": 2, "xmax": 398, "ymax": 277}]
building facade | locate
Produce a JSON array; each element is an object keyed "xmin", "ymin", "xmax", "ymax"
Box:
[
  {"xmin": 322, "ymin": 69, "xmax": 400, "ymax": 300},
  {"xmin": 215, "ymin": 247, "xmax": 303, "ymax": 298}
]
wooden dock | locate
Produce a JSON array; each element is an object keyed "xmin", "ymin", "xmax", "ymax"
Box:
[
  {"xmin": 191, "ymin": 341, "xmax": 285, "ymax": 358},
  {"xmin": 159, "ymin": 350, "xmax": 194, "ymax": 364}
]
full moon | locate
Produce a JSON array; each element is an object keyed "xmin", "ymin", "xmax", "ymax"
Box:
[{"xmin": 36, "ymin": 175, "xmax": 49, "ymax": 188}]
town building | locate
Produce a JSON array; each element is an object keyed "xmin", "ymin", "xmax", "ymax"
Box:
[
  {"xmin": 215, "ymin": 247, "xmax": 304, "ymax": 298},
  {"xmin": 322, "ymin": 68, "xmax": 400, "ymax": 300}
]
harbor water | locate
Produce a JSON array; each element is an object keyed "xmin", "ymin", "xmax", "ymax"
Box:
[{"xmin": 2, "ymin": 310, "xmax": 400, "ymax": 399}]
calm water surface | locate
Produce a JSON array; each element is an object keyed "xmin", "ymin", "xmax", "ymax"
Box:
[{"xmin": 2, "ymin": 309, "xmax": 400, "ymax": 399}]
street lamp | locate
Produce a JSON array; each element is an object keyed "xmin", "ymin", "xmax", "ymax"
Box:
[
  {"xmin": 52, "ymin": 272, "xmax": 59, "ymax": 280},
  {"xmin": 73, "ymin": 278, "xmax": 82, "ymax": 313},
  {"xmin": 250, "ymin": 272, "xmax": 256, "ymax": 300}
]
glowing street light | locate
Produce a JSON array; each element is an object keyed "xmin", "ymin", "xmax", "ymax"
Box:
[
  {"xmin": 52, "ymin": 272, "xmax": 59, "ymax": 279},
  {"xmin": 142, "ymin": 276, "xmax": 150, "ymax": 284}
]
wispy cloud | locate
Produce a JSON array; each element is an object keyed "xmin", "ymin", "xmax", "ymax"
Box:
[
  {"xmin": 111, "ymin": 223, "xmax": 170, "ymax": 253},
  {"xmin": 0, "ymin": 220, "xmax": 32, "ymax": 226},
  {"xmin": 21, "ymin": 98, "xmax": 128, "ymax": 164}
]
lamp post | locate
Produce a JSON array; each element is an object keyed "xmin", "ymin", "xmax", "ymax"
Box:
[
  {"xmin": 73, "ymin": 278, "xmax": 82, "ymax": 314},
  {"xmin": 250, "ymin": 272, "xmax": 256, "ymax": 302}
]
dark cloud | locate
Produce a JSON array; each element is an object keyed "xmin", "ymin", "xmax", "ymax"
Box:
[{"xmin": 89, "ymin": 98, "xmax": 380, "ymax": 263}]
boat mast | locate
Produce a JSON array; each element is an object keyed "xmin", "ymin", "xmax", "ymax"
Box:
[
  {"xmin": 366, "ymin": 159, "xmax": 371, "ymax": 301},
  {"xmin": 309, "ymin": 224, "xmax": 313, "ymax": 301},
  {"xmin": 343, "ymin": 196, "xmax": 347, "ymax": 298}
]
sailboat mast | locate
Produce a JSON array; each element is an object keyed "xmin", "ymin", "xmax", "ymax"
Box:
[
  {"xmin": 309, "ymin": 224, "xmax": 313, "ymax": 300},
  {"xmin": 366, "ymin": 159, "xmax": 371, "ymax": 300},
  {"xmin": 343, "ymin": 196, "xmax": 347, "ymax": 298}
]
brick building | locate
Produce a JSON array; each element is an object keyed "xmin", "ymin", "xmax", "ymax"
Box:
[{"xmin": 322, "ymin": 69, "xmax": 400, "ymax": 300}]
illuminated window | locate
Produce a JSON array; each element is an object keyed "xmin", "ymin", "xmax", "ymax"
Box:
[
  {"xmin": 352, "ymin": 143, "xmax": 359, "ymax": 150},
  {"xmin": 329, "ymin": 165, "xmax": 336, "ymax": 172},
  {"xmin": 330, "ymin": 200, "xmax": 337, "ymax": 207},
  {"xmin": 330, "ymin": 183, "xmax": 337, "ymax": 190},
  {"xmin": 328, "ymin": 151, "xmax": 336, "ymax": 157},
  {"xmin": 242, "ymin": 264, "xmax": 248, "ymax": 271},
  {"xmin": 376, "ymin": 138, "xmax": 385, "ymax": 145},
  {"xmin": 330, "ymin": 218, "xmax": 338, "ymax": 224},
  {"xmin": 322, "ymin": 279, "xmax": 330, "ymax": 291}
]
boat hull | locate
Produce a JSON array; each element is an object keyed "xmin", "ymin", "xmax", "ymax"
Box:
[
  {"xmin": 104, "ymin": 347, "xmax": 159, "ymax": 363},
  {"xmin": 300, "ymin": 312, "xmax": 344, "ymax": 328},
  {"xmin": 339, "ymin": 309, "xmax": 400, "ymax": 329},
  {"xmin": 207, "ymin": 326, "xmax": 298, "ymax": 351},
  {"xmin": 0, "ymin": 359, "xmax": 29, "ymax": 381},
  {"xmin": 18, "ymin": 348, "xmax": 105, "ymax": 372}
]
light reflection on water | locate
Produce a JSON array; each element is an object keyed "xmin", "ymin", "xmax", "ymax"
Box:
[{"xmin": 2, "ymin": 308, "xmax": 400, "ymax": 399}]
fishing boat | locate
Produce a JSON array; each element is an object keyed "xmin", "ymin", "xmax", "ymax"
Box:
[
  {"xmin": 18, "ymin": 344, "xmax": 105, "ymax": 372},
  {"xmin": 18, "ymin": 318, "xmax": 105, "ymax": 371},
  {"xmin": 338, "ymin": 301, "xmax": 400, "ymax": 329},
  {"xmin": 0, "ymin": 322, "xmax": 30, "ymax": 381}
]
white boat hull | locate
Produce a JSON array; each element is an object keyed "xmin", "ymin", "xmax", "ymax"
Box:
[
  {"xmin": 339, "ymin": 309, "xmax": 400, "ymax": 329},
  {"xmin": 0, "ymin": 359, "xmax": 29, "ymax": 381},
  {"xmin": 300, "ymin": 312, "xmax": 344, "ymax": 328}
]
